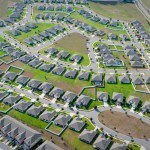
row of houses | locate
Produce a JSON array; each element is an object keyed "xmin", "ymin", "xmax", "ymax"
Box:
[
  {"xmin": 23, "ymin": 0, "xmax": 87, "ymax": 4},
  {"xmin": 0, "ymin": 3, "xmax": 25, "ymax": 26},
  {"xmin": 45, "ymin": 47, "xmax": 83, "ymax": 63},
  {"xmin": 130, "ymin": 20, "xmax": 150, "ymax": 48},
  {"xmin": 24, "ymin": 25, "xmax": 65, "ymax": 45},
  {"xmin": 124, "ymin": 45, "xmax": 144, "ymax": 68},
  {"xmin": 38, "ymin": 4, "xmax": 74, "ymax": 12}
]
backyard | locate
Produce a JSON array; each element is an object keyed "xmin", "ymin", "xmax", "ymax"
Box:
[{"xmin": 98, "ymin": 110, "xmax": 150, "ymax": 139}]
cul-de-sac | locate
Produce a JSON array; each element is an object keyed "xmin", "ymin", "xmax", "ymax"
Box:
[{"xmin": 0, "ymin": 0, "xmax": 149, "ymax": 149}]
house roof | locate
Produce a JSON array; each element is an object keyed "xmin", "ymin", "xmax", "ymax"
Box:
[
  {"xmin": 69, "ymin": 117, "xmax": 86, "ymax": 132},
  {"xmin": 79, "ymin": 129, "xmax": 97, "ymax": 144},
  {"xmin": 93, "ymin": 135, "xmax": 111, "ymax": 149},
  {"xmin": 3, "ymin": 72, "xmax": 17, "ymax": 81},
  {"xmin": 0, "ymin": 91, "xmax": 9, "ymax": 100},
  {"xmin": 91, "ymin": 74, "xmax": 103, "ymax": 83},
  {"xmin": 39, "ymin": 63, "xmax": 55, "ymax": 72},
  {"xmin": 39, "ymin": 110, "xmax": 57, "ymax": 122},
  {"xmin": 11, "ymin": 51, "xmax": 25, "ymax": 58},
  {"xmin": 19, "ymin": 55, "xmax": 34, "ymax": 63},
  {"xmin": 64, "ymin": 69, "xmax": 78, "ymax": 79},
  {"xmin": 131, "ymin": 76, "xmax": 144, "ymax": 85},
  {"xmin": 52, "ymin": 66, "xmax": 65, "ymax": 75},
  {"xmin": 112, "ymin": 92, "xmax": 124, "ymax": 102},
  {"xmin": 38, "ymin": 82, "xmax": 54, "ymax": 94},
  {"xmin": 76, "ymin": 95, "xmax": 91, "ymax": 107},
  {"xmin": 45, "ymin": 47, "xmax": 58, "ymax": 55},
  {"xmin": 28, "ymin": 58, "xmax": 43, "ymax": 68},
  {"xmin": 14, "ymin": 100, "xmax": 32, "ymax": 112},
  {"xmin": 16, "ymin": 75, "xmax": 30, "ymax": 85},
  {"xmin": 110, "ymin": 143, "xmax": 128, "ymax": 150},
  {"xmin": 49, "ymin": 87, "xmax": 64, "ymax": 98},
  {"xmin": 78, "ymin": 71, "xmax": 90, "ymax": 81},
  {"xmin": 142, "ymin": 75, "xmax": 150, "ymax": 84},
  {"xmin": 130, "ymin": 61, "xmax": 144, "ymax": 68},
  {"xmin": 62, "ymin": 91, "xmax": 77, "ymax": 103},
  {"xmin": 142, "ymin": 101, "xmax": 150, "ymax": 112},
  {"xmin": 70, "ymin": 54, "xmax": 83, "ymax": 63},
  {"xmin": 97, "ymin": 92, "xmax": 108, "ymax": 101},
  {"xmin": 28, "ymin": 79, "xmax": 42, "ymax": 89},
  {"xmin": 105, "ymin": 74, "xmax": 116, "ymax": 83},
  {"xmin": 118, "ymin": 75, "xmax": 130, "ymax": 83},
  {"xmin": 127, "ymin": 96, "xmax": 140, "ymax": 107}
]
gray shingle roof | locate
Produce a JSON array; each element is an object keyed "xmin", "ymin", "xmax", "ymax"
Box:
[
  {"xmin": 38, "ymin": 82, "xmax": 54, "ymax": 94},
  {"xmin": 62, "ymin": 91, "xmax": 77, "ymax": 103},
  {"xmin": 40, "ymin": 110, "xmax": 57, "ymax": 122},
  {"xmin": 105, "ymin": 74, "xmax": 116, "ymax": 83},
  {"xmin": 39, "ymin": 63, "xmax": 55, "ymax": 72},
  {"xmin": 16, "ymin": 75, "xmax": 30, "ymax": 85},
  {"xmin": 76, "ymin": 95, "xmax": 91, "ymax": 107},
  {"xmin": 49, "ymin": 87, "xmax": 64, "ymax": 98},
  {"xmin": 64, "ymin": 69, "xmax": 78, "ymax": 79},
  {"xmin": 28, "ymin": 79, "xmax": 42, "ymax": 89},
  {"xmin": 97, "ymin": 92, "xmax": 108, "ymax": 102},
  {"xmin": 112, "ymin": 92, "xmax": 124, "ymax": 103},
  {"xmin": 78, "ymin": 71, "xmax": 90, "ymax": 81},
  {"xmin": 118, "ymin": 75, "xmax": 130, "ymax": 84},
  {"xmin": 127, "ymin": 96, "xmax": 140, "ymax": 108}
]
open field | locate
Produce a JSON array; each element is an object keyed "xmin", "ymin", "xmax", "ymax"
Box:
[
  {"xmin": 141, "ymin": 0, "xmax": 150, "ymax": 9},
  {"xmin": 98, "ymin": 110, "xmax": 150, "ymax": 139},
  {"xmin": 0, "ymin": 0, "xmax": 8, "ymax": 19},
  {"xmin": 88, "ymin": 2, "xmax": 150, "ymax": 33},
  {"xmin": 48, "ymin": 123, "xmax": 64, "ymax": 134}
]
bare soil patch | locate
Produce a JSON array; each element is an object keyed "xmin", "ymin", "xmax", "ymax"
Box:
[
  {"xmin": 98, "ymin": 110, "xmax": 150, "ymax": 139},
  {"xmin": 53, "ymin": 32, "xmax": 89, "ymax": 54},
  {"xmin": 0, "ymin": 63, "xmax": 9, "ymax": 71}
]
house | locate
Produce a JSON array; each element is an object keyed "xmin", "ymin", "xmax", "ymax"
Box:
[
  {"xmin": 16, "ymin": 75, "xmax": 30, "ymax": 86},
  {"xmin": 93, "ymin": 135, "xmax": 111, "ymax": 150},
  {"xmin": 97, "ymin": 92, "xmax": 108, "ymax": 102},
  {"xmin": 110, "ymin": 143, "xmax": 128, "ymax": 150},
  {"xmin": 62, "ymin": 91, "xmax": 77, "ymax": 104},
  {"xmin": 46, "ymin": 5, "xmax": 54, "ymax": 11},
  {"xmin": 108, "ymin": 33, "xmax": 117, "ymax": 40},
  {"xmin": 0, "ymin": 42, "xmax": 11, "ymax": 49},
  {"xmin": 38, "ymin": 82, "xmax": 54, "ymax": 94},
  {"xmin": 131, "ymin": 76, "xmax": 144, "ymax": 85},
  {"xmin": 120, "ymin": 34, "xmax": 128, "ymax": 41},
  {"xmin": 91, "ymin": 74, "xmax": 103, "ymax": 85},
  {"xmin": 95, "ymin": 30, "xmax": 105, "ymax": 37},
  {"xmin": 142, "ymin": 101, "xmax": 150, "ymax": 113},
  {"xmin": 143, "ymin": 75, "xmax": 150, "ymax": 84},
  {"xmin": 64, "ymin": 69, "xmax": 78, "ymax": 79},
  {"xmin": 69, "ymin": 117, "xmax": 86, "ymax": 132},
  {"xmin": 19, "ymin": 55, "xmax": 34, "ymax": 63},
  {"xmin": 55, "ymin": 14, "xmax": 64, "ymax": 21},
  {"xmin": 70, "ymin": 54, "xmax": 83, "ymax": 63},
  {"xmin": 66, "ymin": 6, "xmax": 73, "ymax": 12},
  {"xmin": 3, "ymin": 72, "xmax": 17, "ymax": 82},
  {"xmin": 45, "ymin": 47, "xmax": 58, "ymax": 56},
  {"xmin": 55, "ymin": 5, "xmax": 62, "ymax": 11},
  {"xmin": 52, "ymin": 66, "xmax": 66, "ymax": 76},
  {"xmin": 109, "ymin": 20, "xmax": 118, "ymax": 27},
  {"xmin": 79, "ymin": 129, "xmax": 98, "ymax": 144},
  {"xmin": 76, "ymin": 95, "xmax": 91, "ymax": 108},
  {"xmin": 39, "ymin": 63, "xmax": 55, "ymax": 72},
  {"xmin": 39, "ymin": 32, "xmax": 50, "ymax": 38},
  {"xmin": 36, "ymin": 140, "xmax": 63, "ymax": 150},
  {"xmin": 10, "ymin": 12, "xmax": 22, "ymax": 19},
  {"xmin": 11, "ymin": 51, "xmax": 25, "ymax": 59},
  {"xmin": 105, "ymin": 59, "xmax": 117, "ymax": 67},
  {"xmin": 54, "ymin": 114, "xmax": 71, "ymax": 128},
  {"xmin": 38, "ymin": 5, "xmax": 45, "ymax": 10},
  {"xmin": 27, "ymin": 79, "xmax": 42, "ymax": 90},
  {"xmin": 0, "ymin": 91, "xmax": 9, "ymax": 101},
  {"xmin": 3, "ymin": 95, "xmax": 21, "ymax": 106},
  {"xmin": 103, "ymin": 54, "xmax": 114, "ymax": 62},
  {"xmin": 45, "ymin": 28, "xmax": 57, "ymax": 35},
  {"xmin": 127, "ymin": 96, "xmax": 140, "ymax": 109},
  {"xmin": 54, "ymin": 25, "xmax": 64, "ymax": 32},
  {"xmin": 100, "ymin": 18, "xmax": 109, "ymax": 25},
  {"xmin": 18, "ymin": 26, "xmax": 30, "ymax": 33},
  {"xmin": 105, "ymin": 74, "xmax": 116, "ymax": 84},
  {"xmin": 112, "ymin": 92, "xmax": 124, "ymax": 105},
  {"xmin": 0, "ymin": 20, "xmax": 5, "ymax": 27},
  {"xmin": 57, "ymin": 50, "xmax": 70, "ymax": 59},
  {"xmin": 78, "ymin": 71, "xmax": 90, "ymax": 81},
  {"xmin": 26, "ymin": 105, "xmax": 45, "ymax": 117},
  {"xmin": 32, "ymin": 35, "xmax": 44, "ymax": 43},
  {"xmin": 26, "ymin": 23, "xmax": 38, "ymax": 29},
  {"xmin": 28, "ymin": 58, "xmax": 43, "ymax": 68},
  {"xmin": 3, "ymin": 46, "xmax": 14, "ymax": 54},
  {"xmin": 36, "ymin": 14, "xmax": 44, "ymax": 19},
  {"xmin": 24, "ymin": 38, "xmax": 35, "ymax": 45},
  {"xmin": 10, "ymin": 30, "xmax": 21, "ymax": 36},
  {"xmin": 13, "ymin": 100, "xmax": 32, "ymax": 112},
  {"xmin": 49, "ymin": 87, "xmax": 64, "ymax": 99},
  {"xmin": 64, "ymin": 17, "xmax": 74, "ymax": 24},
  {"xmin": 39, "ymin": 110, "xmax": 57, "ymax": 123},
  {"xmin": 0, "ymin": 115, "xmax": 42, "ymax": 149},
  {"xmin": 90, "ymin": 16, "xmax": 100, "ymax": 22},
  {"xmin": 118, "ymin": 75, "xmax": 130, "ymax": 84},
  {"xmin": 130, "ymin": 61, "xmax": 144, "ymax": 68},
  {"xmin": 129, "ymin": 54, "xmax": 141, "ymax": 61},
  {"xmin": 125, "ymin": 49, "xmax": 136, "ymax": 56},
  {"xmin": 45, "ymin": 13, "xmax": 53, "ymax": 20}
]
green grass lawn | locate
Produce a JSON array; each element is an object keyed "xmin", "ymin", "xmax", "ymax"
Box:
[
  {"xmin": 8, "ymin": 109, "xmax": 48, "ymax": 129},
  {"xmin": 116, "ymin": 45, "xmax": 124, "ymax": 50},
  {"xmin": 0, "ymin": 102, "xmax": 10, "ymax": 112},
  {"xmin": 0, "ymin": 50, "xmax": 6, "ymax": 57},
  {"xmin": 0, "ymin": 36, "xmax": 4, "ymax": 42},
  {"xmin": 128, "ymin": 143, "xmax": 141, "ymax": 150},
  {"xmin": 48, "ymin": 123, "xmax": 64, "ymax": 134},
  {"xmin": 87, "ymin": 100, "xmax": 104, "ymax": 110},
  {"xmin": 82, "ymin": 117, "xmax": 95, "ymax": 130},
  {"xmin": 7, "ymin": 7, "xmax": 14, "ymax": 17},
  {"xmin": 6, "ymin": 23, "xmax": 55, "ymax": 46},
  {"xmin": 8, "ymin": 66, "xmax": 23, "ymax": 74}
]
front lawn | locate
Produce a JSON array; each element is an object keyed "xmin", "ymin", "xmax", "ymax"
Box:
[
  {"xmin": 7, "ymin": 66, "xmax": 23, "ymax": 74},
  {"xmin": 48, "ymin": 123, "xmax": 64, "ymax": 134}
]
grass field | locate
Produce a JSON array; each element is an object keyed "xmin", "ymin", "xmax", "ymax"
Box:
[
  {"xmin": 0, "ymin": 50, "xmax": 6, "ymax": 57},
  {"xmin": 0, "ymin": 102, "xmax": 10, "ymax": 112},
  {"xmin": 48, "ymin": 123, "xmax": 64, "ymax": 134},
  {"xmin": 8, "ymin": 66, "xmax": 23, "ymax": 74},
  {"xmin": 141, "ymin": 0, "xmax": 150, "ymax": 9},
  {"xmin": 98, "ymin": 110, "xmax": 150, "ymax": 139},
  {"xmin": 0, "ymin": 37, "xmax": 4, "ymax": 42},
  {"xmin": 88, "ymin": 2, "xmax": 150, "ymax": 33}
]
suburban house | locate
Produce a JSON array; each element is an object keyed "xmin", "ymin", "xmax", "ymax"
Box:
[
  {"xmin": 91, "ymin": 73, "xmax": 103, "ymax": 85},
  {"xmin": 16, "ymin": 75, "xmax": 30, "ymax": 86},
  {"xmin": 0, "ymin": 116, "xmax": 42, "ymax": 150},
  {"xmin": 57, "ymin": 50, "xmax": 70, "ymax": 59},
  {"xmin": 0, "ymin": 91, "xmax": 9, "ymax": 101},
  {"xmin": 69, "ymin": 117, "xmax": 86, "ymax": 132},
  {"xmin": 10, "ymin": 30, "xmax": 21, "ymax": 36},
  {"xmin": 27, "ymin": 79, "xmax": 42, "ymax": 90},
  {"xmin": 53, "ymin": 114, "xmax": 71, "ymax": 128},
  {"xmin": 130, "ymin": 61, "xmax": 144, "ymax": 68},
  {"xmin": 62, "ymin": 91, "xmax": 77, "ymax": 104},
  {"xmin": 3, "ymin": 72, "xmax": 18, "ymax": 82},
  {"xmin": 39, "ymin": 63, "xmax": 55, "ymax": 72},
  {"xmin": 93, "ymin": 135, "xmax": 111, "ymax": 150},
  {"xmin": 79, "ymin": 129, "xmax": 98, "ymax": 144},
  {"xmin": 105, "ymin": 74, "xmax": 116, "ymax": 84},
  {"xmin": 26, "ymin": 105, "xmax": 45, "ymax": 117},
  {"xmin": 110, "ymin": 142, "xmax": 128, "ymax": 150},
  {"xmin": 49, "ymin": 87, "xmax": 65, "ymax": 99},
  {"xmin": 142, "ymin": 101, "xmax": 150, "ymax": 113},
  {"xmin": 76, "ymin": 95, "xmax": 91, "ymax": 108},
  {"xmin": 70, "ymin": 54, "xmax": 83, "ymax": 63},
  {"xmin": 78, "ymin": 71, "xmax": 90, "ymax": 81},
  {"xmin": 64, "ymin": 69, "xmax": 78, "ymax": 79},
  {"xmin": 11, "ymin": 51, "xmax": 25, "ymax": 59},
  {"xmin": 36, "ymin": 140, "xmax": 63, "ymax": 150},
  {"xmin": 52, "ymin": 66, "xmax": 66, "ymax": 76},
  {"xmin": 38, "ymin": 82, "xmax": 54, "ymax": 94},
  {"xmin": 28, "ymin": 58, "xmax": 43, "ymax": 68},
  {"xmin": 45, "ymin": 47, "xmax": 58, "ymax": 56},
  {"xmin": 112, "ymin": 92, "xmax": 124, "ymax": 105},
  {"xmin": 118, "ymin": 75, "xmax": 130, "ymax": 84},
  {"xmin": 97, "ymin": 92, "xmax": 108, "ymax": 102},
  {"xmin": 39, "ymin": 110, "xmax": 57, "ymax": 123},
  {"xmin": 19, "ymin": 55, "xmax": 34, "ymax": 63},
  {"xmin": 131, "ymin": 76, "xmax": 144, "ymax": 85},
  {"xmin": 143, "ymin": 75, "xmax": 150, "ymax": 84},
  {"xmin": 127, "ymin": 96, "xmax": 140, "ymax": 109}
]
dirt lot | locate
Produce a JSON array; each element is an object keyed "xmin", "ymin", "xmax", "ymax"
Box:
[
  {"xmin": 53, "ymin": 32, "xmax": 89, "ymax": 54},
  {"xmin": 98, "ymin": 110, "xmax": 150, "ymax": 139}
]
